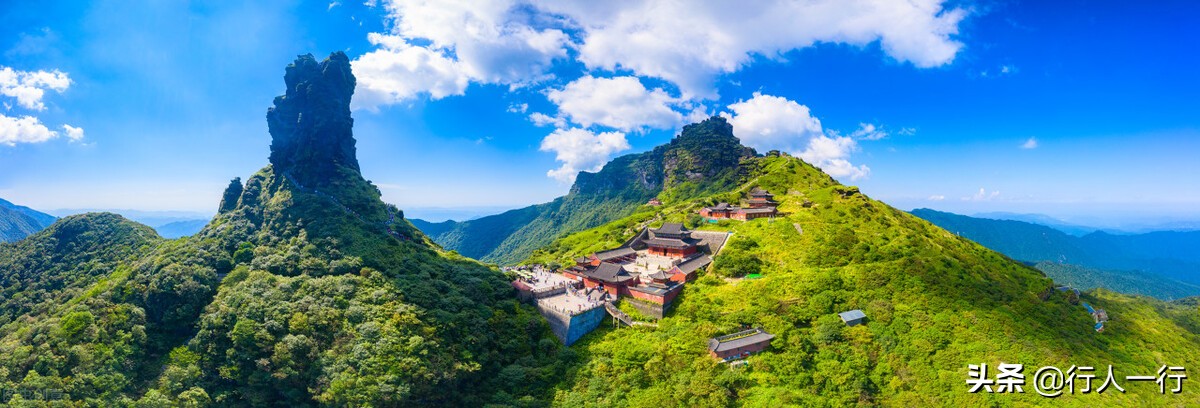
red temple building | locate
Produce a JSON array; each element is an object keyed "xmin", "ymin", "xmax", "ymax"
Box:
[
  {"xmin": 745, "ymin": 187, "xmax": 778, "ymax": 208},
  {"xmin": 645, "ymin": 223, "xmax": 699, "ymax": 258},
  {"xmin": 572, "ymin": 262, "xmax": 636, "ymax": 296},
  {"xmin": 708, "ymin": 328, "xmax": 775, "ymax": 361}
]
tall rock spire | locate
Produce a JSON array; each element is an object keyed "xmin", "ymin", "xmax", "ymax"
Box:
[{"xmin": 267, "ymin": 52, "xmax": 359, "ymax": 187}]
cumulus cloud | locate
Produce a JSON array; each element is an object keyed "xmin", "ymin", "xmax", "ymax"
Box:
[
  {"xmin": 849, "ymin": 123, "xmax": 888, "ymax": 140},
  {"xmin": 350, "ymin": 34, "xmax": 472, "ymax": 110},
  {"xmin": 0, "ymin": 66, "xmax": 81, "ymax": 146},
  {"xmin": 61, "ymin": 124, "xmax": 84, "ymax": 141},
  {"xmin": 536, "ymin": 0, "xmax": 966, "ymax": 98},
  {"xmin": 723, "ymin": 92, "xmax": 870, "ymax": 180},
  {"xmin": 0, "ymin": 114, "xmax": 60, "ymax": 146},
  {"xmin": 359, "ymin": 0, "xmax": 968, "ymax": 106},
  {"xmin": 0, "ymin": 66, "xmax": 71, "ymax": 111},
  {"xmin": 723, "ymin": 93, "xmax": 823, "ymax": 152},
  {"xmin": 1021, "ymin": 137, "xmax": 1038, "ymax": 149},
  {"xmin": 928, "ymin": 195, "xmax": 945, "ymax": 201},
  {"xmin": 544, "ymin": 76, "xmax": 681, "ymax": 132},
  {"xmin": 352, "ymin": 0, "xmax": 571, "ymax": 110},
  {"xmin": 539, "ymin": 127, "xmax": 630, "ymax": 183}
]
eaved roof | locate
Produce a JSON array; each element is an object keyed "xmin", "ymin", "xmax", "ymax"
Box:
[
  {"xmin": 652, "ymin": 222, "xmax": 687, "ymax": 236},
  {"xmin": 706, "ymin": 202, "xmax": 731, "ymax": 211},
  {"xmin": 838, "ymin": 309, "xmax": 867, "ymax": 322},
  {"xmin": 644, "ymin": 237, "xmax": 694, "ymax": 249},
  {"xmin": 674, "ymin": 255, "xmax": 713, "ymax": 274},
  {"xmin": 594, "ymin": 247, "xmax": 636, "ymax": 260},
  {"xmin": 583, "ymin": 262, "xmax": 633, "ymax": 284},
  {"xmin": 707, "ymin": 328, "xmax": 775, "ymax": 352},
  {"xmin": 748, "ymin": 187, "xmax": 773, "ymax": 197},
  {"xmin": 738, "ymin": 207, "xmax": 777, "ymax": 214},
  {"xmin": 645, "ymin": 270, "xmax": 672, "ymax": 281}
]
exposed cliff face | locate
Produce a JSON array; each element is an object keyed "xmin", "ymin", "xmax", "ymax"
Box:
[{"xmin": 267, "ymin": 52, "xmax": 358, "ymax": 188}]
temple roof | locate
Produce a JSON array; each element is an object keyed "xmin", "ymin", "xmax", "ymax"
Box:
[
  {"xmin": 674, "ymin": 255, "xmax": 713, "ymax": 274},
  {"xmin": 748, "ymin": 187, "xmax": 773, "ymax": 197},
  {"xmin": 582, "ymin": 262, "xmax": 634, "ymax": 284},
  {"xmin": 708, "ymin": 328, "xmax": 775, "ymax": 352},
  {"xmin": 645, "ymin": 237, "xmax": 694, "ymax": 249},
  {"xmin": 594, "ymin": 247, "xmax": 636, "ymax": 260},
  {"xmin": 646, "ymin": 270, "xmax": 672, "ymax": 280},
  {"xmin": 652, "ymin": 222, "xmax": 687, "ymax": 236},
  {"xmin": 738, "ymin": 207, "xmax": 777, "ymax": 214}
]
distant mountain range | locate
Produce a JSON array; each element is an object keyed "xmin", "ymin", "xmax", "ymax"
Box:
[
  {"xmin": 912, "ymin": 208, "xmax": 1200, "ymax": 299},
  {"xmin": 0, "ymin": 198, "xmax": 56, "ymax": 243}
]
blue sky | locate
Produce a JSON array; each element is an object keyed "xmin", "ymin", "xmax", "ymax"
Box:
[{"xmin": 0, "ymin": 0, "xmax": 1197, "ymax": 225}]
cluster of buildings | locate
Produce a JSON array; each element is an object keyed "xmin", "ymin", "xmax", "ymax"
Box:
[
  {"xmin": 512, "ymin": 222, "xmax": 730, "ymax": 344},
  {"xmin": 700, "ymin": 187, "xmax": 779, "ymax": 221},
  {"xmin": 561, "ymin": 222, "xmax": 728, "ymax": 319}
]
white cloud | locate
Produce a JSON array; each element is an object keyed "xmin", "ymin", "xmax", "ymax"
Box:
[
  {"xmin": 535, "ymin": 0, "xmax": 966, "ymax": 98},
  {"xmin": 928, "ymin": 195, "xmax": 945, "ymax": 201},
  {"xmin": 0, "ymin": 114, "xmax": 59, "ymax": 146},
  {"xmin": 723, "ymin": 92, "xmax": 871, "ymax": 180},
  {"xmin": 359, "ymin": 0, "xmax": 969, "ymax": 106},
  {"xmin": 849, "ymin": 122, "xmax": 888, "ymax": 140},
  {"xmin": 1021, "ymin": 137, "xmax": 1038, "ymax": 149},
  {"xmin": 506, "ymin": 102, "xmax": 528, "ymax": 113},
  {"xmin": 545, "ymin": 76, "xmax": 681, "ymax": 132},
  {"xmin": 0, "ymin": 66, "xmax": 71, "ymax": 111},
  {"xmin": 963, "ymin": 188, "xmax": 1001, "ymax": 201},
  {"xmin": 350, "ymin": 33, "xmax": 472, "ymax": 110},
  {"xmin": 539, "ymin": 127, "xmax": 630, "ymax": 183},
  {"xmin": 798, "ymin": 135, "xmax": 870, "ymax": 180},
  {"xmin": 328, "ymin": 1, "xmax": 341, "ymax": 10},
  {"xmin": 529, "ymin": 112, "xmax": 566, "ymax": 128},
  {"xmin": 61, "ymin": 124, "xmax": 84, "ymax": 141},
  {"xmin": 351, "ymin": 0, "xmax": 571, "ymax": 110},
  {"xmin": 723, "ymin": 93, "xmax": 823, "ymax": 152}
]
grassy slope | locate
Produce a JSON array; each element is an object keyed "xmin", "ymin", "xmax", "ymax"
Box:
[{"xmin": 530, "ymin": 156, "xmax": 1200, "ymax": 407}]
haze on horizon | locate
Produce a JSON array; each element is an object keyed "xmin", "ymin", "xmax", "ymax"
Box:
[{"xmin": 1, "ymin": 1, "xmax": 1197, "ymax": 227}]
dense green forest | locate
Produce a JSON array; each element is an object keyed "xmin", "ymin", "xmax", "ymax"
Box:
[
  {"xmin": 0, "ymin": 52, "xmax": 568, "ymax": 406},
  {"xmin": 527, "ymin": 155, "xmax": 1200, "ymax": 406},
  {"xmin": 0, "ymin": 197, "xmax": 56, "ymax": 243},
  {"xmin": 413, "ymin": 117, "xmax": 755, "ymax": 265},
  {"xmin": 1033, "ymin": 261, "xmax": 1200, "ymax": 300}
]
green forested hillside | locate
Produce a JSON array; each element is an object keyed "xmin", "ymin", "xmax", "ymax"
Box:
[
  {"xmin": 528, "ymin": 156, "xmax": 1200, "ymax": 406},
  {"xmin": 0, "ymin": 198, "xmax": 56, "ymax": 243},
  {"xmin": 1033, "ymin": 261, "xmax": 1200, "ymax": 300},
  {"xmin": 417, "ymin": 117, "xmax": 755, "ymax": 265},
  {"xmin": 0, "ymin": 52, "xmax": 566, "ymax": 406}
]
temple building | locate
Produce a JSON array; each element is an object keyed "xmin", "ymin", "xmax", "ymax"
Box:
[
  {"xmin": 746, "ymin": 187, "xmax": 778, "ymax": 208},
  {"xmin": 700, "ymin": 202, "xmax": 735, "ymax": 219},
  {"xmin": 731, "ymin": 207, "xmax": 776, "ymax": 221},
  {"xmin": 565, "ymin": 262, "xmax": 636, "ymax": 296},
  {"xmin": 708, "ymin": 327, "xmax": 775, "ymax": 361},
  {"xmin": 700, "ymin": 187, "xmax": 779, "ymax": 221},
  {"xmin": 647, "ymin": 197, "xmax": 663, "ymax": 206},
  {"xmin": 627, "ymin": 270, "xmax": 684, "ymax": 318},
  {"xmin": 577, "ymin": 247, "xmax": 637, "ymax": 266},
  {"xmin": 644, "ymin": 223, "xmax": 699, "ymax": 258},
  {"xmin": 668, "ymin": 254, "xmax": 713, "ymax": 283}
]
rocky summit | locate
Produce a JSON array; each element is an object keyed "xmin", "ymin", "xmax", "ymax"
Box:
[{"xmin": 267, "ymin": 52, "xmax": 359, "ymax": 188}]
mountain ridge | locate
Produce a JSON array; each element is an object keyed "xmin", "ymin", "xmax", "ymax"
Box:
[
  {"xmin": 0, "ymin": 198, "xmax": 57, "ymax": 243},
  {"xmin": 417, "ymin": 116, "xmax": 756, "ymax": 264}
]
